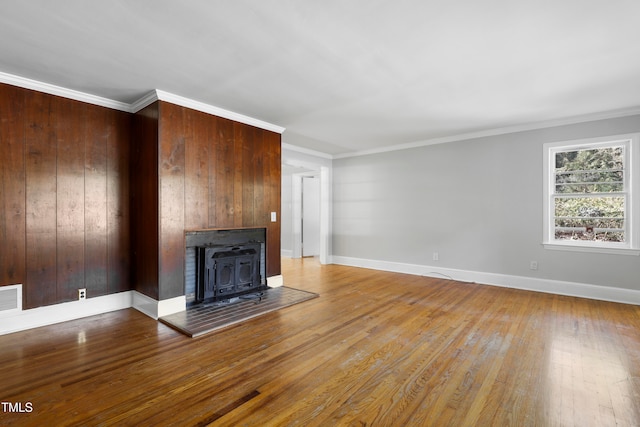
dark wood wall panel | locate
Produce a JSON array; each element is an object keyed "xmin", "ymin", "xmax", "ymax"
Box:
[
  {"xmin": 56, "ymin": 97, "xmax": 86, "ymax": 302},
  {"xmin": 241, "ymin": 124, "xmax": 264, "ymax": 227},
  {"xmin": 84, "ymin": 105, "xmax": 109, "ymax": 296},
  {"xmin": 0, "ymin": 83, "xmax": 131, "ymax": 309},
  {"xmin": 158, "ymin": 102, "xmax": 186, "ymax": 300},
  {"xmin": 214, "ymin": 118, "xmax": 236, "ymax": 228},
  {"xmin": 24, "ymin": 90, "xmax": 58, "ymax": 307},
  {"xmin": 107, "ymin": 111, "xmax": 132, "ymax": 294},
  {"xmin": 184, "ymin": 109, "xmax": 210, "ymax": 230},
  {"xmin": 131, "ymin": 101, "xmax": 281, "ymax": 301},
  {"xmin": 228, "ymin": 123, "xmax": 251, "ymax": 231},
  {"xmin": 0, "ymin": 84, "xmax": 26, "ymax": 287},
  {"xmin": 264, "ymin": 131, "xmax": 282, "ymax": 277},
  {"xmin": 2, "ymin": 83, "xmax": 279, "ymax": 309},
  {"xmin": 130, "ymin": 102, "xmax": 160, "ymax": 300}
]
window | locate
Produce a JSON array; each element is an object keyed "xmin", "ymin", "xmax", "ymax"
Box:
[{"xmin": 543, "ymin": 133, "xmax": 640, "ymax": 254}]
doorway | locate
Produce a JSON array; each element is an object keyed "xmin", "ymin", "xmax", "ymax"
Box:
[
  {"xmin": 301, "ymin": 176, "xmax": 320, "ymax": 257},
  {"xmin": 281, "ymin": 157, "xmax": 330, "ymax": 264}
]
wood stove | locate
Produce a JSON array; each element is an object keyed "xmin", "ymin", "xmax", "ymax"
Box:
[
  {"xmin": 185, "ymin": 228, "xmax": 268, "ymax": 305},
  {"xmin": 197, "ymin": 243, "xmax": 262, "ymax": 301}
]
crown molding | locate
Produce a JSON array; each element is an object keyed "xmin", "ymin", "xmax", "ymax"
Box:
[
  {"xmin": 129, "ymin": 89, "xmax": 285, "ymax": 134},
  {"xmin": 282, "ymin": 142, "xmax": 334, "ymax": 159},
  {"xmin": 333, "ymin": 107, "xmax": 640, "ymax": 159},
  {"xmin": 3, "ymin": 70, "xmax": 638, "ymax": 154},
  {"xmin": 129, "ymin": 90, "xmax": 159, "ymax": 113},
  {"xmin": 0, "ymin": 71, "xmax": 285, "ymax": 134},
  {"xmin": 154, "ymin": 90, "xmax": 285, "ymax": 134},
  {"xmin": 0, "ymin": 71, "xmax": 131, "ymax": 112}
]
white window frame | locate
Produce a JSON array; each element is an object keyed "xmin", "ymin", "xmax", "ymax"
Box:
[{"xmin": 543, "ymin": 133, "xmax": 640, "ymax": 255}]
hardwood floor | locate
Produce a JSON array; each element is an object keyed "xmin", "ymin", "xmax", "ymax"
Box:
[{"xmin": 1, "ymin": 258, "xmax": 639, "ymax": 426}]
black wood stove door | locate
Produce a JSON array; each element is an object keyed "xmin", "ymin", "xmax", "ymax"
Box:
[{"xmin": 200, "ymin": 244, "xmax": 261, "ymax": 302}]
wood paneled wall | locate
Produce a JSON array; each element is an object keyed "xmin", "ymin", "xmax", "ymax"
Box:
[
  {"xmin": 0, "ymin": 83, "xmax": 131, "ymax": 309},
  {"xmin": 1, "ymin": 85, "xmax": 280, "ymax": 309},
  {"xmin": 130, "ymin": 102, "xmax": 160, "ymax": 300},
  {"xmin": 132, "ymin": 101, "xmax": 281, "ymax": 301}
]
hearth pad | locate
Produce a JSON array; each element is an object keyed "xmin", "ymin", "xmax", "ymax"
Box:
[{"xmin": 159, "ymin": 286, "xmax": 319, "ymax": 337}]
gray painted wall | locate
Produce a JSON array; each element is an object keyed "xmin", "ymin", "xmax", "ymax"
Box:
[{"xmin": 332, "ymin": 115, "xmax": 640, "ymax": 291}]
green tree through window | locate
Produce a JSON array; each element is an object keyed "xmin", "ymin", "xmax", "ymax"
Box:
[{"xmin": 552, "ymin": 145, "xmax": 626, "ymax": 242}]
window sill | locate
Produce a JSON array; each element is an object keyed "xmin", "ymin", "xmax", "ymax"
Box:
[{"xmin": 543, "ymin": 243, "xmax": 640, "ymax": 256}]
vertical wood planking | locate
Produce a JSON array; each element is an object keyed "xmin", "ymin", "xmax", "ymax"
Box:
[
  {"xmin": 129, "ymin": 100, "xmax": 282, "ymax": 300},
  {"xmin": 24, "ymin": 90, "xmax": 57, "ymax": 308},
  {"xmin": 207, "ymin": 116, "xmax": 218, "ymax": 228},
  {"xmin": 84, "ymin": 105, "xmax": 108, "ymax": 297},
  {"xmin": 232, "ymin": 123, "xmax": 245, "ymax": 228},
  {"xmin": 252, "ymin": 127, "xmax": 265, "ymax": 228},
  {"xmin": 215, "ymin": 118, "xmax": 235, "ymax": 228},
  {"xmin": 55, "ymin": 97, "xmax": 86, "ymax": 302},
  {"xmin": 107, "ymin": 110, "xmax": 131, "ymax": 293},
  {"xmin": 184, "ymin": 109, "xmax": 209, "ymax": 230},
  {"xmin": 158, "ymin": 102, "xmax": 185, "ymax": 300},
  {"xmin": 1, "ymin": 84, "xmax": 131, "ymax": 308},
  {"xmin": 2, "ymin": 84, "xmax": 281, "ymax": 307},
  {"xmin": 0, "ymin": 84, "xmax": 26, "ymax": 287},
  {"xmin": 241, "ymin": 125, "xmax": 256, "ymax": 226},
  {"xmin": 130, "ymin": 103, "xmax": 159, "ymax": 300},
  {"xmin": 264, "ymin": 131, "xmax": 281, "ymax": 277}
]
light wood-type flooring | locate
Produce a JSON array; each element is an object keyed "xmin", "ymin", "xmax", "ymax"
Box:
[{"xmin": 1, "ymin": 258, "xmax": 639, "ymax": 426}]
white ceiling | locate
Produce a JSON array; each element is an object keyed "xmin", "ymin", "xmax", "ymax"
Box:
[{"xmin": 1, "ymin": 0, "xmax": 640, "ymax": 157}]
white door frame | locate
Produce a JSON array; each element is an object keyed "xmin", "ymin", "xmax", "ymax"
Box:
[{"xmin": 287, "ymin": 164, "xmax": 331, "ymax": 264}]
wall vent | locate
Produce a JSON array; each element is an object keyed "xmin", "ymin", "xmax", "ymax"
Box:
[{"xmin": 0, "ymin": 285, "xmax": 22, "ymax": 314}]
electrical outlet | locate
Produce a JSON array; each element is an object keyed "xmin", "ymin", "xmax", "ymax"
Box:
[
  {"xmin": 433, "ymin": 252, "xmax": 439, "ymax": 261},
  {"xmin": 78, "ymin": 288, "xmax": 86, "ymax": 300},
  {"xmin": 529, "ymin": 261, "xmax": 538, "ymax": 271}
]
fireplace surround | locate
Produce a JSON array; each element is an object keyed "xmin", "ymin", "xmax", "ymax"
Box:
[{"xmin": 185, "ymin": 228, "xmax": 268, "ymax": 305}]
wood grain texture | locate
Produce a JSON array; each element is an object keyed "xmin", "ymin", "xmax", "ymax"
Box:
[
  {"xmin": 1, "ymin": 83, "xmax": 131, "ymax": 308},
  {"xmin": 214, "ymin": 117, "xmax": 236, "ymax": 228},
  {"xmin": 0, "ymin": 83, "xmax": 26, "ymax": 286},
  {"xmin": 184, "ymin": 108, "xmax": 210, "ymax": 230},
  {"xmin": 1, "ymin": 258, "xmax": 639, "ymax": 426},
  {"xmin": 130, "ymin": 102, "xmax": 160, "ymax": 299},
  {"xmin": 84, "ymin": 104, "xmax": 109, "ymax": 296},
  {"xmin": 24, "ymin": 90, "xmax": 57, "ymax": 307},
  {"xmin": 55, "ymin": 96, "xmax": 86, "ymax": 302},
  {"xmin": 131, "ymin": 101, "xmax": 282, "ymax": 300},
  {"xmin": 158, "ymin": 102, "xmax": 187, "ymax": 300},
  {"xmin": 106, "ymin": 109, "xmax": 131, "ymax": 294},
  {"xmin": 264, "ymin": 131, "xmax": 281, "ymax": 277}
]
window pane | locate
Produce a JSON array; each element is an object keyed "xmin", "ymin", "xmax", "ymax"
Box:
[
  {"xmin": 555, "ymin": 170, "xmax": 623, "ymax": 193},
  {"xmin": 554, "ymin": 196, "xmax": 625, "ymax": 242},
  {"xmin": 555, "ymin": 147, "xmax": 624, "ymax": 194}
]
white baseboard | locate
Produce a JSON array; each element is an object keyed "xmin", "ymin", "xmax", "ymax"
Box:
[
  {"xmin": 268, "ymin": 275, "xmax": 284, "ymax": 288},
  {"xmin": 7, "ymin": 255, "xmax": 634, "ymax": 336},
  {"xmin": 281, "ymin": 249, "xmax": 293, "ymax": 258},
  {"xmin": 132, "ymin": 292, "xmax": 186, "ymax": 319},
  {"xmin": 331, "ymin": 255, "xmax": 640, "ymax": 306},
  {"xmin": 0, "ymin": 290, "xmax": 189, "ymax": 335},
  {"xmin": 158, "ymin": 295, "xmax": 186, "ymax": 317},
  {"xmin": 0, "ymin": 291, "xmax": 133, "ymax": 336}
]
